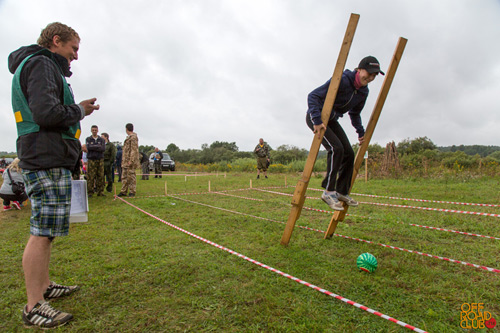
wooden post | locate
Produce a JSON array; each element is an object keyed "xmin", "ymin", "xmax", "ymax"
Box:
[
  {"xmin": 365, "ymin": 151, "xmax": 368, "ymax": 183},
  {"xmin": 208, "ymin": 180, "xmax": 211, "ymax": 192},
  {"xmin": 164, "ymin": 181, "xmax": 167, "ymax": 196},
  {"xmin": 285, "ymin": 176, "xmax": 287, "ymax": 187},
  {"xmin": 324, "ymin": 37, "xmax": 408, "ymax": 239},
  {"xmin": 281, "ymin": 13, "xmax": 360, "ymax": 246}
]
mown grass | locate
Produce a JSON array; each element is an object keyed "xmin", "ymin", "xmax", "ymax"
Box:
[{"xmin": 1, "ymin": 172, "xmax": 499, "ymax": 332}]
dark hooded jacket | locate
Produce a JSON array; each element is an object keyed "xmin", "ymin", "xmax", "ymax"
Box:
[
  {"xmin": 8, "ymin": 45, "xmax": 84, "ymax": 170},
  {"xmin": 307, "ymin": 69, "xmax": 368, "ymax": 138}
]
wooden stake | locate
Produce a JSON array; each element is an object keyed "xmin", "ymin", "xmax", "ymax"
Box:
[
  {"xmin": 285, "ymin": 176, "xmax": 287, "ymax": 187},
  {"xmin": 165, "ymin": 181, "xmax": 167, "ymax": 196},
  {"xmin": 324, "ymin": 36, "xmax": 408, "ymax": 239},
  {"xmin": 365, "ymin": 154, "xmax": 368, "ymax": 183},
  {"xmin": 281, "ymin": 13, "xmax": 360, "ymax": 246},
  {"xmin": 208, "ymin": 180, "xmax": 211, "ymax": 192}
]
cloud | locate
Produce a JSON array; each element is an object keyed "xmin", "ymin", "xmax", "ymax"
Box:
[{"xmin": 1, "ymin": 0, "xmax": 499, "ymax": 154}]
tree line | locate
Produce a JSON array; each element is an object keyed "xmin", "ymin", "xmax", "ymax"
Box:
[{"xmin": 129, "ymin": 136, "xmax": 500, "ymax": 167}]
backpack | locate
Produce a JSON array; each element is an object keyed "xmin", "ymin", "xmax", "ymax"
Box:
[{"xmin": 7, "ymin": 169, "xmax": 25, "ymax": 196}]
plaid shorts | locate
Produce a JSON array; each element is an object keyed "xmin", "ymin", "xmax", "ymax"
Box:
[{"xmin": 22, "ymin": 168, "xmax": 72, "ymax": 237}]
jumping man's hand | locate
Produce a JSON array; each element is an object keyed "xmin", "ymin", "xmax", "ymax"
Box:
[{"xmin": 313, "ymin": 123, "xmax": 326, "ymax": 140}]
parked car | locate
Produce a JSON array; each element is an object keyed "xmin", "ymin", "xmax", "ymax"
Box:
[{"xmin": 149, "ymin": 152, "xmax": 175, "ymax": 171}]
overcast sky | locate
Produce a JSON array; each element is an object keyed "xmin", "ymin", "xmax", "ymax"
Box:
[{"xmin": 1, "ymin": 0, "xmax": 499, "ymax": 153}]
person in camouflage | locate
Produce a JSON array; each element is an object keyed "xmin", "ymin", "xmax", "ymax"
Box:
[
  {"xmin": 153, "ymin": 147, "xmax": 163, "ymax": 178},
  {"xmin": 254, "ymin": 138, "xmax": 270, "ymax": 179},
  {"xmin": 85, "ymin": 125, "xmax": 105, "ymax": 197},
  {"xmin": 140, "ymin": 151, "xmax": 150, "ymax": 180},
  {"xmin": 118, "ymin": 123, "xmax": 140, "ymax": 197},
  {"xmin": 101, "ymin": 133, "xmax": 116, "ymax": 193}
]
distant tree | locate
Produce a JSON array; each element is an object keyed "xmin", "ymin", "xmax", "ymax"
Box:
[
  {"xmin": 209, "ymin": 141, "xmax": 239, "ymax": 152},
  {"xmin": 166, "ymin": 143, "xmax": 180, "ymax": 154},
  {"xmin": 352, "ymin": 143, "xmax": 385, "ymax": 156},
  {"xmin": 397, "ymin": 137, "xmax": 437, "ymax": 155},
  {"xmin": 139, "ymin": 145, "xmax": 155, "ymax": 154},
  {"xmin": 272, "ymin": 145, "xmax": 308, "ymax": 164}
]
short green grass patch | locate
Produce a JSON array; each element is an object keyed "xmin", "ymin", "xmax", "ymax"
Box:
[{"xmin": 1, "ymin": 173, "xmax": 499, "ymax": 331}]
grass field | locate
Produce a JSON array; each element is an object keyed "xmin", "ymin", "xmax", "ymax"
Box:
[{"xmin": 1, "ymin": 172, "xmax": 499, "ymax": 332}]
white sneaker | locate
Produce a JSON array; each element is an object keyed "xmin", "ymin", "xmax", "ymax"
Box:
[
  {"xmin": 336, "ymin": 192, "xmax": 358, "ymax": 206},
  {"xmin": 321, "ymin": 192, "xmax": 344, "ymax": 211}
]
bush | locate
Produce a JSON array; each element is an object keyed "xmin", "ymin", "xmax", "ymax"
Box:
[{"xmin": 441, "ymin": 151, "xmax": 480, "ymax": 169}]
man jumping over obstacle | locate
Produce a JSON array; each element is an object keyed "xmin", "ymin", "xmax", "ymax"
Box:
[{"xmin": 306, "ymin": 56, "xmax": 384, "ymax": 211}]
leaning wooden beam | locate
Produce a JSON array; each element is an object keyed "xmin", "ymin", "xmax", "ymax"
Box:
[
  {"xmin": 324, "ymin": 37, "xmax": 408, "ymax": 239},
  {"xmin": 280, "ymin": 13, "xmax": 360, "ymax": 246}
]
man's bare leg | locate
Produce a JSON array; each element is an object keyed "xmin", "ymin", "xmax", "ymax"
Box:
[{"xmin": 23, "ymin": 235, "xmax": 51, "ymax": 311}]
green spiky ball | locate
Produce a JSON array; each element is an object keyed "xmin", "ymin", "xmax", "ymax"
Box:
[{"xmin": 357, "ymin": 253, "xmax": 378, "ymax": 273}]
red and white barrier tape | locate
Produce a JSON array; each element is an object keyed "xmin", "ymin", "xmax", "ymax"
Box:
[
  {"xmin": 211, "ymin": 190, "xmax": 500, "ymax": 240},
  {"xmin": 115, "ymin": 196, "xmax": 427, "ymax": 332},
  {"xmin": 396, "ymin": 222, "xmax": 500, "ymax": 240},
  {"xmin": 308, "ymin": 187, "xmax": 500, "ymax": 208},
  {"xmin": 359, "ymin": 201, "xmax": 500, "ymax": 218},
  {"xmin": 166, "ymin": 195, "xmax": 500, "ymax": 274},
  {"xmin": 255, "ymin": 188, "xmax": 500, "ymax": 218},
  {"xmin": 212, "ymin": 191, "xmax": 265, "ymax": 202}
]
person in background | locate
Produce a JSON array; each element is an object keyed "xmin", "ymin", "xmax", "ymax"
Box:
[
  {"xmin": 8, "ymin": 21, "xmax": 99, "ymax": 328},
  {"xmin": 254, "ymin": 138, "xmax": 270, "ymax": 179},
  {"xmin": 140, "ymin": 151, "xmax": 150, "ymax": 180},
  {"xmin": 101, "ymin": 133, "xmax": 117, "ymax": 193},
  {"xmin": 306, "ymin": 56, "xmax": 384, "ymax": 211},
  {"xmin": 118, "ymin": 123, "xmax": 140, "ymax": 197},
  {"xmin": 153, "ymin": 147, "xmax": 163, "ymax": 178},
  {"xmin": 0, "ymin": 158, "xmax": 28, "ymax": 211},
  {"xmin": 81, "ymin": 144, "xmax": 88, "ymax": 177},
  {"xmin": 85, "ymin": 125, "xmax": 105, "ymax": 197},
  {"xmin": 115, "ymin": 145, "xmax": 122, "ymax": 182}
]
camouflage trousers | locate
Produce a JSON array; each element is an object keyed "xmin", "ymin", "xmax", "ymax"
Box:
[
  {"xmin": 87, "ymin": 159, "xmax": 105, "ymax": 195},
  {"xmin": 154, "ymin": 163, "xmax": 162, "ymax": 178},
  {"xmin": 141, "ymin": 161, "xmax": 150, "ymax": 180},
  {"xmin": 257, "ymin": 157, "xmax": 268, "ymax": 172},
  {"xmin": 120, "ymin": 167, "xmax": 137, "ymax": 195},
  {"xmin": 104, "ymin": 162, "xmax": 114, "ymax": 192}
]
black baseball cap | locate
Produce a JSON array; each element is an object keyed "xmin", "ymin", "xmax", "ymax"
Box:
[{"xmin": 358, "ymin": 56, "xmax": 385, "ymax": 75}]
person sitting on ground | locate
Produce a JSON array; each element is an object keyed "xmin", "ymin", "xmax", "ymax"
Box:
[
  {"xmin": 0, "ymin": 158, "xmax": 28, "ymax": 211},
  {"xmin": 307, "ymin": 56, "xmax": 384, "ymax": 211}
]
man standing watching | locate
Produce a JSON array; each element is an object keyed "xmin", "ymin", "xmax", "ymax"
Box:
[
  {"xmin": 254, "ymin": 138, "xmax": 271, "ymax": 179},
  {"xmin": 85, "ymin": 125, "xmax": 105, "ymax": 197},
  {"xmin": 153, "ymin": 147, "xmax": 163, "ymax": 178},
  {"xmin": 8, "ymin": 22, "xmax": 99, "ymax": 328},
  {"xmin": 140, "ymin": 151, "xmax": 150, "ymax": 180},
  {"xmin": 101, "ymin": 133, "xmax": 116, "ymax": 193},
  {"xmin": 115, "ymin": 145, "xmax": 123, "ymax": 182},
  {"xmin": 118, "ymin": 123, "xmax": 140, "ymax": 197}
]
